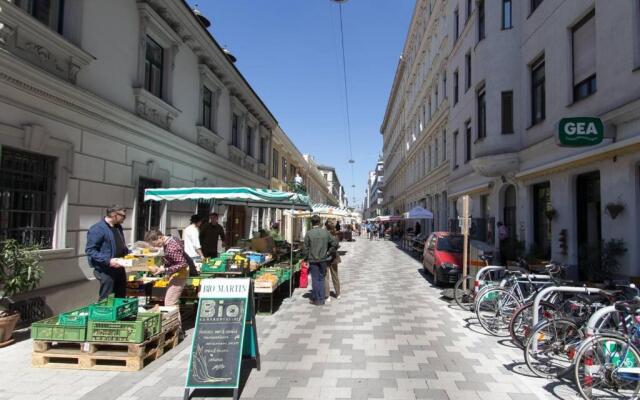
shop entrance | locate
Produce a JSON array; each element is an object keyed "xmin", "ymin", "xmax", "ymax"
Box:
[
  {"xmin": 576, "ymin": 171, "xmax": 601, "ymax": 280},
  {"xmin": 136, "ymin": 177, "xmax": 161, "ymax": 241},
  {"xmin": 503, "ymin": 185, "xmax": 517, "ymax": 240},
  {"xmin": 226, "ymin": 205, "xmax": 246, "ymax": 247}
]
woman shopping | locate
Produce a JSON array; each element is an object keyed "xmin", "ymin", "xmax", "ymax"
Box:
[{"xmin": 144, "ymin": 229, "xmax": 189, "ymax": 306}]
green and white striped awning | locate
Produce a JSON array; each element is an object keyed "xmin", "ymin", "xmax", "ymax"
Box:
[
  {"xmin": 287, "ymin": 203, "xmax": 351, "ymax": 218},
  {"xmin": 144, "ymin": 187, "xmax": 312, "ymax": 211}
]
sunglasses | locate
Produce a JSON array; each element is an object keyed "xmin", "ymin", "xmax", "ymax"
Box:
[{"xmin": 115, "ymin": 213, "xmax": 127, "ymax": 218}]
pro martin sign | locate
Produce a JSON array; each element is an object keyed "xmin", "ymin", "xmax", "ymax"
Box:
[{"xmin": 556, "ymin": 117, "xmax": 604, "ymax": 147}]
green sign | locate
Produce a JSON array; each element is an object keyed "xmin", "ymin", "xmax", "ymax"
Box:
[{"xmin": 557, "ymin": 117, "xmax": 604, "ymax": 147}]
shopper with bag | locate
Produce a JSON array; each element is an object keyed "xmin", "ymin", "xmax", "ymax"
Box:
[{"xmin": 303, "ymin": 215, "xmax": 338, "ymax": 306}]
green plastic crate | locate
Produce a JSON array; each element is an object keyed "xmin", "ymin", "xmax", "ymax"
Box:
[
  {"xmin": 57, "ymin": 306, "xmax": 90, "ymax": 327},
  {"xmin": 87, "ymin": 312, "xmax": 161, "ymax": 343},
  {"xmin": 201, "ymin": 259, "xmax": 226, "ymax": 273},
  {"xmin": 31, "ymin": 317, "xmax": 87, "ymax": 342},
  {"xmin": 88, "ymin": 296, "xmax": 138, "ymax": 321}
]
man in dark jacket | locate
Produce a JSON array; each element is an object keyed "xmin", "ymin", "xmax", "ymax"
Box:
[
  {"xmin": 303, "ymin": 215, "xmax": 338, "ymax": 306},
  {"xmin": 199, "ymin": 212, "xmax": 226, "ymax": 258},
  {"xmin": 86, "ymin": 205, "xmax": 130, "ymax": 300}
]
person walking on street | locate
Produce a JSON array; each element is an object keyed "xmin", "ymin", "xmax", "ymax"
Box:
[
  {"xmin": 372, "ymin": 223, "xmax": 378, "ymax": 241},
  {"xmin": 145, "ymin": 229, "xmax": 189, "ymax": 306},
  {"xmin": 498, "ymin": 222, "xmax": 509, "ymax": 266},
  {"xmin": 85, "ymin": 205, "xmax": 129, "ymax": 300},
  {"xmin": 303, "ymin": 215, "xmax": 338, "ymax": 306},
  {"xmin": 324, "ymin": 221, "xmax": 341, "ymax": 302},
  {"xmin": 200, "ymin": 212, "xmax": 226, "ymax": 258},
  {"xmin": 183, "ymin": 214, "xmax": 204, "ymax": 262}
]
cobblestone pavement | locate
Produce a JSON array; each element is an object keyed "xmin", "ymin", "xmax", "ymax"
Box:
[{"xmin": 0, "ymin": 237, "xmax": 581, "ymax": 399}]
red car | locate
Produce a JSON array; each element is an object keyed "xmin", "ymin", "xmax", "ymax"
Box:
[{"xmin": 422, "ymin": 232, "xmax": 464, "ymax": 286}]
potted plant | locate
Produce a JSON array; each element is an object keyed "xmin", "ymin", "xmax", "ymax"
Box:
[
  {"xmin": 605, "ymin": 202, "xmax": 625, "ymax": 220},
  {"xmin": 0, "ymin": 240, "xmax": 43, "ymax": 346}
]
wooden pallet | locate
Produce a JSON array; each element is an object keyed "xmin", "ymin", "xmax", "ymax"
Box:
[{"xmin": 32, "ymin": 322, "xmax": 180, "ymax": 371}]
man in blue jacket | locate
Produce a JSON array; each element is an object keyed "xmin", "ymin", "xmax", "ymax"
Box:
[{"xmin": 86, "ymin": 205, "xmax": 130, "ymax": 300}]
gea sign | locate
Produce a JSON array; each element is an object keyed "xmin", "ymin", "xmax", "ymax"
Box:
[{"xmin": 557, "ymin": 117, "xmax": 604, "ymax": 147}]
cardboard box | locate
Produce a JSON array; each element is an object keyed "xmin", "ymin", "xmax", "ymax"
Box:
[{"xmin": 251, "ymin": 236, "xmax": 275, "ymax": 253}]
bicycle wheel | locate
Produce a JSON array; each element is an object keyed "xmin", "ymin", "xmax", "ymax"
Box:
[
  {"xmin": 509, "ymin": 300, "xmax": 558, "ymax": 349},
  {"xmin": 524, "ymin": 318, "xmax": 584, "ymax": 379},
  {"xmin": 574, "ymin": 334, "xmax": 640, "ymax": 400},
  {"xmin": 454, "ymin": 275, "xmax": 476, "ymax": 311},
  {"xmin": 475, "ymin": 288, "xmax": 521, "ymax": 336}
]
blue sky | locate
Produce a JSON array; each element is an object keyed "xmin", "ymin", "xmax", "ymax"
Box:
[{"xmin": 188, "ymin": 0, "xmax": 415, "ymax": 209}]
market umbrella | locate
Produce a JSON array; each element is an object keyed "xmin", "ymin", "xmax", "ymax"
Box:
[{"xmin": 403, "ymin": 206, "xmax": 434, "ymax": 219}]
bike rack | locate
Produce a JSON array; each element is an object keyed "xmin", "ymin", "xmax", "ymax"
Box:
[
  {"xmin": 584, "ymin": 305, "xmax": 616, "ymax": 337},
  {"xmin": 532, "ymin": 286, "xmax": 604, "ymax": 326}
]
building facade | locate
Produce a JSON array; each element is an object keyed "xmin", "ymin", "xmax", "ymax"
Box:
[
  {"xmin": 381, "ymin": 0, "xmax": 640, "ymax": 278},
  {"xmin": 0, "ymin": 0, "xmax": 313, "ymax": 313},
  {"xmin": 317, "ymin": 165, "xmax": 348, "ymax": 208},
  {"xmin": 364, "ymin": 160, "xmax": 384, "ymax": 219}
]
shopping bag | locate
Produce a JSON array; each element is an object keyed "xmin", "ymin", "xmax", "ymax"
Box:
[{"xmin": 299, "ymin": 261, "xmax": 309, "ymax": 288}]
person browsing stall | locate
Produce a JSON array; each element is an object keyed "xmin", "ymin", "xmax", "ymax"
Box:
[
  {"xmin": 183, "ymin": 214, "xmax": 204, "ymax": 262},
  {"xmin": 85, "ymin": 205, "xmax": 129, "ymax": 300},
  {"xmin": 145, "ymin": 229, "xmax": 189, "ymax": 306},
  {"xmin": 303, "ymin": 215, "xmax": 338, "ymax": 306}
]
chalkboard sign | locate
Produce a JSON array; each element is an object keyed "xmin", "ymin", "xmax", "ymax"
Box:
[{"xmin": 184, "ymin": 278, "xmax": 259, "ymax": 400}]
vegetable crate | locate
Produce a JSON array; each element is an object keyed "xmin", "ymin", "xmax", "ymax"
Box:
[
  {"xmin": 31, "ymin": 317, "xmax": 87, "ymax": 342},
  {"xmin": 88, "ymin": 296, "xmax": 138, "ymax": 321},
  {"xmin": 87, "ymin": 313, "xmax": 161, "ymax": 343},
  {"xmin": 57, "ymin": 306, "xmax": 90, "ymax": 327}
]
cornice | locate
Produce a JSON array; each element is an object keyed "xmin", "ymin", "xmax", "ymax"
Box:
[{"xmin": 0, "ymin": 53, "xmax": 269, "ymax": 186}]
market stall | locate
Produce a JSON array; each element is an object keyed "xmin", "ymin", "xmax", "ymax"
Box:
[
  {"xmin": 288, "ymin": 203, "xmax": 355, "ymax": 240},
  {"xmin": 403, "ymin": 207, "xmax": 433, "ymax": 257},
  {"xmin": 143, "ymin": 187, "xmax": 312, "ymax": 313}
]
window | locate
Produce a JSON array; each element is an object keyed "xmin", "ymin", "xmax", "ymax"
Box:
[
  {"xmin": 531, "ymin": 57, "xmax": 546, "ymax": 125},
  {"xmin": 453, "ymin": 131, "xmax": 459, "ymax": 168},
  {"xmin": 443, "ymin": 73, "xmax": 447, "ymax": 98},
  {"xmin": 443, "ymin": 131, "xmax": 447, "ymax": 160},
  {"xmin": 531, "ymin": 0, "xmax": 543, "ymax": 13},
  {"xmin": 202, "ymin": 86, "xmax": 213, "ymax": 130},
  {"xmin": 136, "ymin": 177, "xmax": 161, "ymax": 241},
  {"xmin": 502, "ymin": 0, "xmax": 513, "ymax": 29},
  {"xmin": 14, "ymin": 0, "xmax": 64, "ymax": 33},
  {"xmin": 231, "ymin": 114, "xmax": 240, "ymax": 147},
  {"xmin": 454, "ymin": 8, "xmax": 460, "ymax": 41},
  {"xmin": 272, "ymin": 149, "xmax": 279, "ymax": 178},
  {"xmin": 477, "ymin": 86, "xmax": 486, "ymax": 139},
  {"xmin": 478, "ymin": 0, "xmax": 485, "ymax": 41},
  {"xmin": 465, "ymin": 52, "xmax": 472, "ymax": 91},
  {"xmin": 435, "ymin": 82, "xmax": 439, "ymax": 106},
  {"xmin": 259, "ymin": 137, "xmax": 266, "ymax": 163},
  {"xmin": 572, "ymin": 10, "xmax": 596, "ymax": 101},
  {"xmin": 435, "ymin": 137, "xmax": 439, "ymax": 165},
  {"xmin": 501, "ymin": 91, "xmax": 514, "ymax": 134},
  {"xmin": 467, "ymin": 0, "xmax": 473, "ymax": 21},
  {"xmin": 453, "ymin": 70, "xmax": 459, "ymax": 104},
  {"xmin": 0, "ymin": 147, "xmax": 56, "ymax": 248},
  {"xmin": 465, "ymin": 121, "xmax": 472, "ymax": 162},
  {"xmin": 144, "ymin": 36, "xmax": 163, "ymax": 98},
  {"xmin": 246, "ymin": 126, "xmax": 254, "ymax": 157},
  {"xmin": 282, "ymin": 158, "xmax": 288, "ymax": 182}
]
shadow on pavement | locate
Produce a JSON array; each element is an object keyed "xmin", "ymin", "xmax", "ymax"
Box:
[
  {"xmin": 542, "ymin": 378, "xmax": 580, "ymax": 400},
  {"xmin": 497, "ymin": 338, "xmax": 519, "ymax": 349},
  {"xmin": 503, "ymin": 360, "xmax": 542, "ymax": 378}
]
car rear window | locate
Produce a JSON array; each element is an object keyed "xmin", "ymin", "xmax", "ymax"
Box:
[{"xmin": 437, "ymin": 236, "xmax": 463, "ymax": 253}]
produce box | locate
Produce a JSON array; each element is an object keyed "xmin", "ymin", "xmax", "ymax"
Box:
[
  {"xmin": 201, "ymin": 258, "xmax": 226, "ymax": 273},
  {"xmin": 245, "ymin": 252, "xmax": 266, "ymax": 264},
  {"xmin": 31, "ymin": 317, "xmax": 87, "ymax": 342},
  {"xmin": 87, "ymin": 312, "xmax": 161, "ymax": 343},
  {"xmin": 251, "ymin": 236, "xmax": 275, "ymax": 253},
  {"xmin": 57, "ymin": 306, "xmax": 90, "ymax": 327},
  {"xmin": 88, "ymin": 296, "xmax": 138, "ymax": 321}
]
